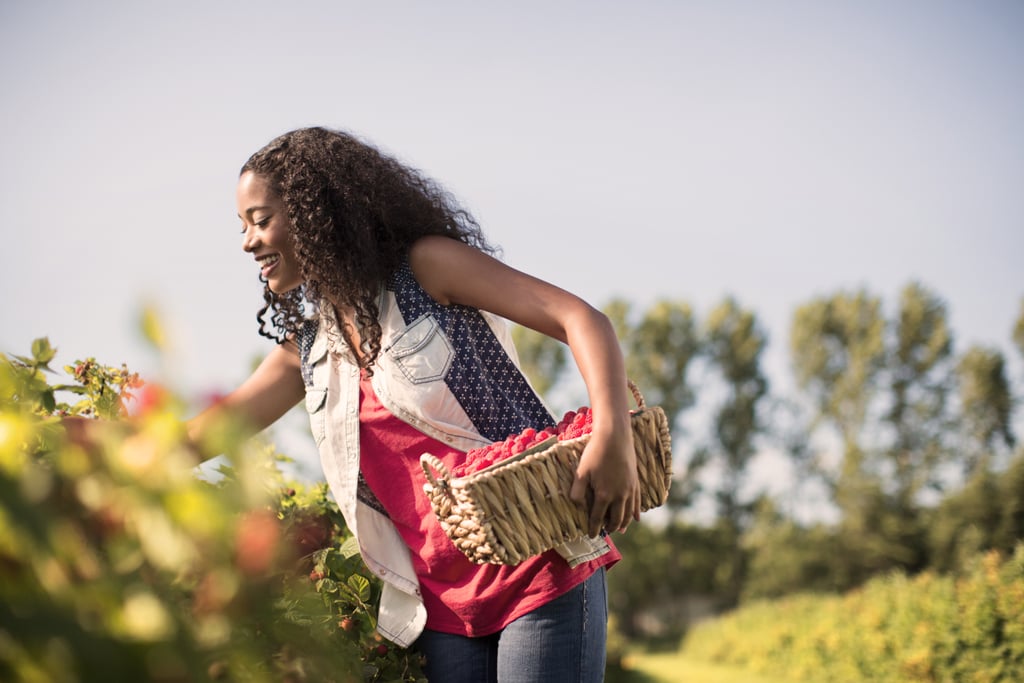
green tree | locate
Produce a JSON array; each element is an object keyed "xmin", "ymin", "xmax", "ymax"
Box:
[
  {"xmin": 790, "ymin": 289, "xmax": 912, "ymax": 583},
  {"xmin": 701, "ymin": 297, "xmax": 769, "ymax": 525},
  {"xmin": 956, "ymin": 345, "xmax": 1015, "ymax": 475},
  {"xmin": 605, "ymin": 298, "xmax": 699, "ymax": 425},
  {"xmin": 741, "ymin": 498, "xmax": 843, "ymax": 600},
  {"xmin": 790, "ymin": 289, "xmax": 885, "ymax": 452},
  {"xmin": 790, "ymin": 289, "xmax": 885, "ymax": 506},
  {"xmin": 693, "ymin": 297, "xmax": 769, "ymax": 600},
  {"xmin": 886, "ymin": 282, "xmax": 954, "ymax": 503},
  {"xmin": 928, "ymin": 467, "xmax": 1004, "ymax": 573}
]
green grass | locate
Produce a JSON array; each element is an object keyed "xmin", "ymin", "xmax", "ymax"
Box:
[{"xmin": 622, "ymin": 651, "xmax": 788, "ymax": 683}]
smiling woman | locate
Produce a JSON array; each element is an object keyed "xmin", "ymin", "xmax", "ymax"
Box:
[{"xmin": 187, "ymin": 126, "xmax": 643, "ymax": 683}]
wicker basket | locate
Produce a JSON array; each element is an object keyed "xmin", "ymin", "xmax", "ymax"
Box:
[{"xmin": 420, "ymin": 381, "xmax": 673, "ymax": 565}]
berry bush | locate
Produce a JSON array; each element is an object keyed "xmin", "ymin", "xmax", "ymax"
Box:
[
  {"xmin": 681, "ymin": 544, "xmax": 1024, "ymax": 682},
  {"xmin": 0, "ymin": 338, "xmax": 426, "ymax": 683}
]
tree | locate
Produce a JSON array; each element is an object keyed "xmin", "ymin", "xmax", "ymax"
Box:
[
  {"xmin": 791, "ymin": 289, "xmax": 886, "ymax": 448},
  {"xmin": 790, "ymin": 289, "xmax": 915, "ymax": 582},
  {"xmin": 605, "ymin": 298, "xmax": 699, "ymax": 424},
  {"xmin": 691, "ymin": 297, "xmax": 769, "ymax": 600},
  {"xmin": 741, "ymin": 498, "xmax": 843, "ymax": 600},
  {"xmin": 886, "ymin": 282, "xmax": 954, "ymax": 503},
  {"xmin": 956, "ymin": 346, "xmax": 1015, "ymax": 475},
  {"xmin": 790, "ymin": 289, "xmax": 885, "ymax": 506},
  {"xmin": 701, "ymin": 297, "xmax": 769, "ymax": 526}
]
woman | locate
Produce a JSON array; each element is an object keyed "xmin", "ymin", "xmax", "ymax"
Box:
[{"xmin": 190, "ymin": 127, "xmax": 639, "ymax": 682}]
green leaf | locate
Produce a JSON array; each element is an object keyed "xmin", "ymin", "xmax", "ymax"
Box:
[
  {"xmin": 339, "ymin": 535, "xmax": 361, "ymax": 560},
  {"xmin": 40, "ymin": 389, "xmax": 56, "ymax": 414},
  {"xmin": 346, "ymin": 574, "xmax": 371, "ymax": 603},
  {"xmin": 52, "ymin": 384, "xmax": 89, "ymax": 395},
  {"xmin": 138, "ymin": 303, "xmax": 167, "ymax": 351},
  {"xmin": 31, "ymin": 337, "xmax": 57, "ymax": 366}
]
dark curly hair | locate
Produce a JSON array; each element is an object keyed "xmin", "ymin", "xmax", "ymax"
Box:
[{"xmin": 241, "ymin": 127, "xmax": 495, "ymax": 370}]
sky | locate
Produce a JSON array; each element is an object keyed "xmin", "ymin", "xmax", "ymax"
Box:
[{"xmin": 2, "ymin": 1, "xmax": 1023, "ymax": 497}]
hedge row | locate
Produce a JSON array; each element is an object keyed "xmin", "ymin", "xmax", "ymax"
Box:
[{"xmin": 682, "ymin": 543, "xmax": 1024, "ymax": 682}]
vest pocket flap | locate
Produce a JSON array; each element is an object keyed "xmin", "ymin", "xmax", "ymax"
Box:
[
  {"xmin": 305, "ymin": 388, "xmax": 327, "ymax": 413},
  {"xmin": 386, "ymin": 315, "xmax": 453, "ymax": 384},
  {"xmin": 387, "ymin": 314, "xmax": 441, "ymax": 358}
]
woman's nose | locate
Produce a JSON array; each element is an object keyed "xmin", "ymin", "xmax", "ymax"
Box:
[{"xmin": 241, "ymin": 226, "xmax": 258, "ymax": 252}]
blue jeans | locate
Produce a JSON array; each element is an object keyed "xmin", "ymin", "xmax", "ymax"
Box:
[{"xmin": 413, "ymin": 567, "xmax": 608, "ymax": 683}]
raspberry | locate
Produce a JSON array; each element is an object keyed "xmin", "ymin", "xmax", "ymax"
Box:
[{"xmin": 451, "ymin": 406, "xmax": 597, "ymax": 477}]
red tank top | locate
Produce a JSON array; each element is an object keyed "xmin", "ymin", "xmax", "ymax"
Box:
[{"xmin": 357, "ymin": 374, "xmax": 618, "ymax": 636}]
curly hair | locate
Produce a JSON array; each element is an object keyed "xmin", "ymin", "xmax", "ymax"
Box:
[{"xmin": 241, "ymin": 127, "xmax": 495, "ymax": 371}]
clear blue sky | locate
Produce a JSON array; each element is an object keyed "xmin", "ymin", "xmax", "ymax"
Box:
[{"xmin": 3, "ymin": 1, "xmax": 1022, "ymax": 493}]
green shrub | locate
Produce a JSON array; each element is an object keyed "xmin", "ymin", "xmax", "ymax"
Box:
[
  {"xmin": 682, "ymin": 544, "xmax": 1024, "ymax": 682},
  {"xmin": 0, "ymin": 338, "xmax": 426, "ymax": 682}
]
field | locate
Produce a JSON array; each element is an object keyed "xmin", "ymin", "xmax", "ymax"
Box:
[{"xmin": 622, "ymin": 651, "xmax": 787, "ymax": 683}]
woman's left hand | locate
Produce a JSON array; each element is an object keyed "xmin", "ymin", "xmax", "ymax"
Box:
[{"xmin": 570, "ymin": 425, "xmax": 641, "ymax": 537}]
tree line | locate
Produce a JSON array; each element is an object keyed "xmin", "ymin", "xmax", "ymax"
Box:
[{"xmin": 513, "ymin": 283, "xmax": 1024, "ymax": 643}]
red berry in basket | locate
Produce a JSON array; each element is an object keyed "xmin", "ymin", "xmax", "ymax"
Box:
[
  {"xmin": 556, "ymin": 406, "xmax": 594, "ymax": 440},
  {"xmin": 455, "ymin": 420, "xmax": 566, "ymax": 476}
]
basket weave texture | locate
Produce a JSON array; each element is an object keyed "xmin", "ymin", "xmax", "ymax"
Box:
[{"xmin": 420, "ymin": 382, "xmax": 673, "ymax": 565}]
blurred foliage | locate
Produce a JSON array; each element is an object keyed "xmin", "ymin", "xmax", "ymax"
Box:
[
  {"xmin": 957, "ymin": 345, "xmax": 1016, "ymax": 474},
  {"xmin": 0, "ymin": 338, "xmax": 425, "ymax": 683},
  {"xmin": 681, "ymin": 544, "xmax": 1024, "ymax": 683}
]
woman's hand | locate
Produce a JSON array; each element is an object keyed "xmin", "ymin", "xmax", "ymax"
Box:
[{"xmin": 570, "ymin": 419, "xmax": 641, "ymax": 537}]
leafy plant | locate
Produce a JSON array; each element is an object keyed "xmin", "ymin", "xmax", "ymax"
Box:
[{"xmin": 0, "ymin": 338, "xmax": 426, "ymax": 682}]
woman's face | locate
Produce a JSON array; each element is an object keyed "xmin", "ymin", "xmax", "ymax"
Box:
[{"xmin": 237, "ymin": 171, "xmax": 303, "ymax": 294}]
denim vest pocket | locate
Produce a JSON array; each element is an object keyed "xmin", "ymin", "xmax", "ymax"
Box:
[
  {"xmin": 305, "ymin": 388, "xmax": 328, "ymax": 445},
  {"xmin": 386, "ymin": 314, "xmax": 453, "ymax": 385}
]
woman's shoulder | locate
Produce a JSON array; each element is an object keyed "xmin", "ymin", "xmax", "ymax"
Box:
[{"xmin": 407, "ymin": 236, "xmax": 495, "ymax": 307}]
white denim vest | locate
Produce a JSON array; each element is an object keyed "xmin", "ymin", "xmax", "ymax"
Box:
[{"xmin": 298, "ymin": 262, "xmax": 611, "ymax": 647}]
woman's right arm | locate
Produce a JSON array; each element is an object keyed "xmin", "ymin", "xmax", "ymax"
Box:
[{"xmin": 186, "ymin": 341, "xmax": 306, "ymax": 457}]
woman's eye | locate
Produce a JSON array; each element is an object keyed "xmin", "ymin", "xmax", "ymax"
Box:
[{"xmin": 255, "ymin": 217, "xmax": 271, "ymax": 228}]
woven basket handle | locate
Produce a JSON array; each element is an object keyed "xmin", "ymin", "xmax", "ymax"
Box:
[
  {"xmin": 627, "ymin": 378, "xmax": 647, "ymax": 410},
  {"xmin": 420, "ymin": 453, "xmax": 451, "ymax": 491}
]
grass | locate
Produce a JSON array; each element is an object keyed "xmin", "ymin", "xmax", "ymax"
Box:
[{"xmin": 621, "ymin": 651, "xmax": 788, "ymax": 683}]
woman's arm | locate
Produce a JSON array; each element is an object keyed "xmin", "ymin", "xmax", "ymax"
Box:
[
  {"xmin": 186, "ymin": 341, "xmax": 306, "ymax": 457},
  {"xmin": 409, "ymin": 235, "xmax": 641, "ymax": 537}
]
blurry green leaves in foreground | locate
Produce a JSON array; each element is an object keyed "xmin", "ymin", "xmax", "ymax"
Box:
[
  {"xmin": 0, "ymin": 338, "xmax": 426, "ymax": 683},
  {"xmin": 139, "ymin": 301, "xmax": 168, "ymax": 352}
]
